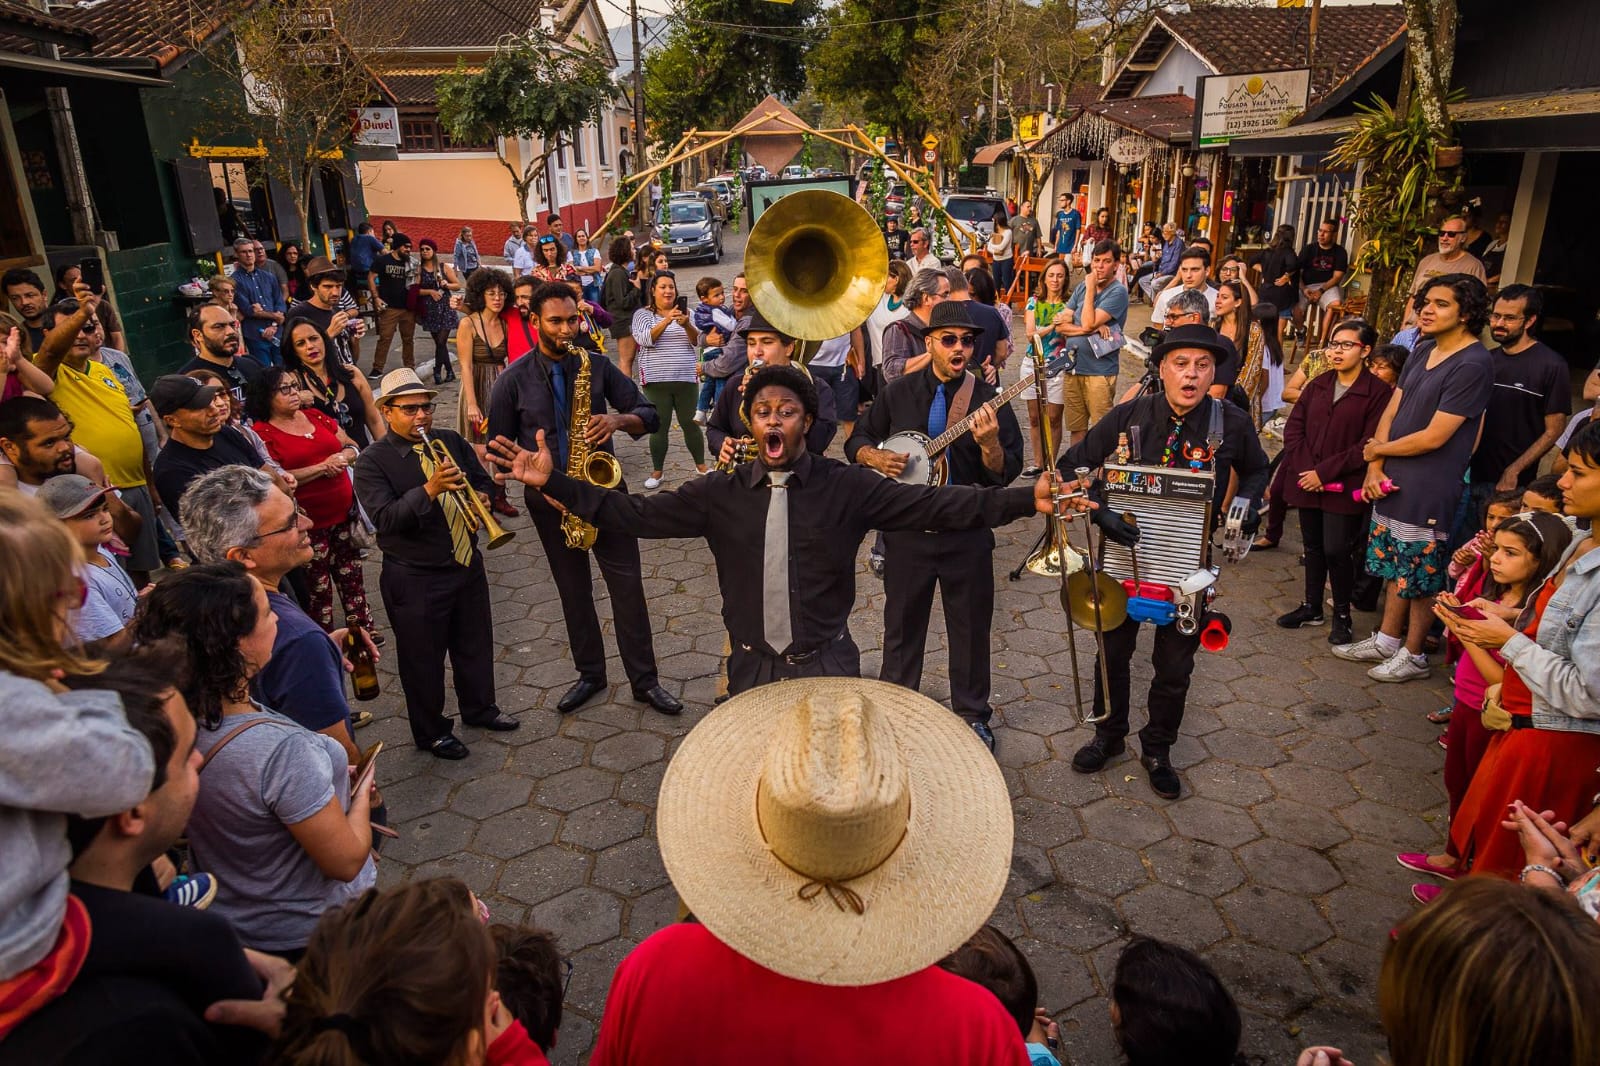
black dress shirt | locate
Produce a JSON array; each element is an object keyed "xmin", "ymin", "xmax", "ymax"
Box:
[
  {"xmin": 846, "ymin": 367, "xmax": 1023, "ymax": 487},
  {"xmin": 485, "ymin": 346, "xmax": 658, "ymax": 465},
  {"xmin": 1058, "ymin": 393, "xmax": 1270, "ymax": 511},
  {"xmin": 352, "ymin": 428, "xmax": 496, "ymax": 569},
  {"xmin": 706, "ymin": 372, "xmax": 838, "ymax": 458},
  {"xmin": 541, "ymin": 450, "xmax": 1036, "ymax": 654}
]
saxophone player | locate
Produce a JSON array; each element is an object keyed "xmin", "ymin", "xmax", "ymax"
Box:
[
  {"xmin": 485, "ymin": 282, "xmax": 683, "ymax": 717},
  {"xmin": 352, "ymin": 369, "xmax": 521, "ymax": 760}
]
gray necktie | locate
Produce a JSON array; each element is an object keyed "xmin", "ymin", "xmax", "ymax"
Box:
[{"xmin": 763, "ymin": 471, "xmax": 792, "ymax": 653}]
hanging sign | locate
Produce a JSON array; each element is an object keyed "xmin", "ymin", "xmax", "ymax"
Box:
[
  {"xmin": 353, "ymin": 107, "xmax": 400, "ymax": 147},
  {"xmin": 1108, "ymin": 136, "xmax": 1151, "ymax": 166}
]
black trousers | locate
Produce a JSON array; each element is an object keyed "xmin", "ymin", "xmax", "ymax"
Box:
[
  {"xmin": 379, "ymin": 555, "xmax": 500, "ymax": 747},
  {"xmin": 525, "ymin": 488, "xmax": 659, "ymax": 691},
  {"xmin": 880, "ymin": 528, "xmax": 996, "ymax": 722},
  {"xmin": 1090, "ymin": 616, "xmax": 1200, "ymax": 756},
  {"xmin": 1299, "ymin": 507, "xmax": 1366, "ymax": 613},
  {"xmin": 727, "ymin": 630, "xmax": 861, "ymax": 695}
]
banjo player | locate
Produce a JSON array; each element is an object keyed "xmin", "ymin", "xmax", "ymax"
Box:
[{"xmin": 846, "ymin": 300, "xmax": 1025, "ymax": 752}]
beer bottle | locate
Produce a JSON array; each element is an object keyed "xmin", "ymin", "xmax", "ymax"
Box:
[{"xmin": 345, "ymin": 628, "xmax": 380, "ymax": 701}]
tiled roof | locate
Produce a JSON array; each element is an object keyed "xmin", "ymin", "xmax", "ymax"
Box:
[
  {"xmin": 1088, "ymin": 93, "xmax": 1195, "ymax": 142},
  {"xmin": 0, "ymin": 0, "xmax": 91, "ymax": 44},
  {"xmin": 391, "ymin": 0, "xmax": 541, "ymax": 50},
  {"xmin": 385, "ymin": 70, "xmax": 455, "ymax": 105},
  {"xmin": 1107, "ymin": 4, "xmax": 1406, "ymax": 101},
  {"xmin": 28, "ymin": 0, "xmax": 229, "ymax": 67}
]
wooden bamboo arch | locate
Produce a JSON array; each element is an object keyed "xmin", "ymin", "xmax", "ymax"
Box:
[{"xmin": 596, "ymin": 110, "xmax": 979, "ymax": 255}]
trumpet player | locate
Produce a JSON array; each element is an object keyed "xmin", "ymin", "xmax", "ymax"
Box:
[
  {"xmin": 705, "ymin": 307, "xmax": 837, "ymax": 467},
  {"xmin": 485, "ymin": 282, "xmax": 683, "ymax": 718},
  {"xmin": 1055, "ymin": 325, "xmax": 1270, "ymax": 799},
  {"xmin": 352, "ymin": 369, "xmax": 520, "ymax": 760}
]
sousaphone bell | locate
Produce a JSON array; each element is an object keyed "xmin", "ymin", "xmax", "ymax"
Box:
[{"xmin": 743, "ymin": 189, "xmax": 889, "ymax": 361}]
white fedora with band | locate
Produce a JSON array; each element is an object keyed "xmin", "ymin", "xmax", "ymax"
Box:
[{"xmin": 656, "ymin": 678, "xmax": 1014, "ymax": 987}]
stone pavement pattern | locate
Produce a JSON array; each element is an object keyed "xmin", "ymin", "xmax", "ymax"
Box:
[{"xmin": 361, "ymin": 234, "xmax": 1451, "ymax": 1062}]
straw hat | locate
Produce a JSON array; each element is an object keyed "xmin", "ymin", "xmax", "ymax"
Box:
[
  {"xmin": 656, "ymin": 678, "xmax": 1013, "ymax": 986},
  {"xmin": 375, "ymin": 368, "xmax": 438, "ymax": 405}
]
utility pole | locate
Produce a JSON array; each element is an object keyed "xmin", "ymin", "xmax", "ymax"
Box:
[{"xmin": 630, "ymin": 0, "xmax": 647, "ymax": 230}]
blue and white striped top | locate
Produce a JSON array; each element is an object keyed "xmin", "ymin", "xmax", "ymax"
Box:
[{"xmin": 631, "ymin": 308, "xmax": 699, "ymax": 386}]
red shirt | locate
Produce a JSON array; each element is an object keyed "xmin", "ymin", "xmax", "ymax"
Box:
[
  {"xmin": 590, "ymin": 923, "xmax": 1029, "ymax": 1066},
  {"xmin": 503, "ymin": 308, "xmax": 538, "ymax": 364},
  {"xmin": 254, "ymin": 409, "xmax": 353, "ymax": 529},
  {"xmin": 487, "ymin": 1019, "xmax": 551, "ymax": 1066}
]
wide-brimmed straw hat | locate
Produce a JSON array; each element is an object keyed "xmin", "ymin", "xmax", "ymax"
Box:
[
  {"xmin": 656, "ymin": 678, "xmax": 1013, "ymax": 986},
  {"xmin": 375, "ymin": 368, "xmax": 437, "ymax": 404}
]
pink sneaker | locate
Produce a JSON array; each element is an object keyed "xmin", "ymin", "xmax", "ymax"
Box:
[
  {"xmin": 1397, "ymin": 852, "xmax": 1460, "ymax": 879},
  {"xmin": 1411, "ymin": 883, "xmax": 1442, "ymax": 904}
]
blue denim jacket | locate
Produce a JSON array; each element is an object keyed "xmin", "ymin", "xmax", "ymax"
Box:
[{"xmin": 1503, "ymin": 539, "xmax": 1600, "ymax": 734}]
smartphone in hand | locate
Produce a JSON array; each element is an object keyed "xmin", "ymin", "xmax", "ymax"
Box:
[
  {"xmin": 78, "ymin": 257, "xmax": 106, "ymax": 294},
  {"xmin": 1440, "ymin": 601, "xmax": 1488, "ymax": 621},
  {"xmin": 675, "ymin": 295, "xmax": 689, "ymax": 315}
]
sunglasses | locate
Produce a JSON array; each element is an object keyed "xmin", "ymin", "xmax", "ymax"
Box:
[
  {"xmin": 391, "ymin": 402, "xmax": 436, "ymax": 415},
  {"xmin": 1439, "ymin": 229, "xmax": 1465, "ymax": 237},
  {"xmin": 932, "ymin": 333, "xmax": 977, "ymax": 348}
]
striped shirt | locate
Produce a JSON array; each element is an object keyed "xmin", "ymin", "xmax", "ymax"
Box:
[{"xmin": 631, "ymin": 309, "xmax": 699, "ymax": 386}]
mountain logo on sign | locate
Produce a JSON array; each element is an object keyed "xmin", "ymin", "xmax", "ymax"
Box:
[{"xmin": 1219, "ymin": 78, "xmax": 1292, "ymax": 112}]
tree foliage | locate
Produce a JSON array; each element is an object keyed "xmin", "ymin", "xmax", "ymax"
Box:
[
  {"xmin": 179, "ymin": 0, "xmax": 405, "ymax": 238},
  {"xmin": 436, "ymin": 30, "xmax": 618, "ymax": 223},
  {"xmin": 644, "ymin": 0, "xmax": 820, "ymax": 155}
]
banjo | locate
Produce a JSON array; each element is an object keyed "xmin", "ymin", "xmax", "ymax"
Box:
[{"xmin": 877, "ymin": 351, "xmax": 1073, "ymax": 485}]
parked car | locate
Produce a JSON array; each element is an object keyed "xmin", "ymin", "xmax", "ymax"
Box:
[
  {"xmin": 695, "ymin": 181, "xmax": 734, "ymax": 214},
  {"xmin": 781, "ymin": 164, "xmax": 808, "ymax": 179},
  {"xmin": 929, "ymin": 192, "xmax": 1007, "ymax": 262},
  {"xmin": 671, "ymin": 188, "xmax": 726, "ymax": 222},
  {"xmin": 663, "ymin": 198, "xmax": 723, "ymax": 264}
]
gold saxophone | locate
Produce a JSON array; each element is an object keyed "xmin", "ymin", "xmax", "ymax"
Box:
[{"xmin": 559, "ymin": 343, "xmax": 624, "ymax": 551}]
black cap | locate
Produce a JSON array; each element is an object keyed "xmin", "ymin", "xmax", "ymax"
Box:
[
  {"xmin": 925, "ymin": 301, "xmax": 980, "ymax": 334},
  {"xmin": 739, "ymin": 307, "xmax": 794, "ymax": 344},
  {"xmin": 150, "ymin": 374, "xmax": 222, "ymax": 417},
  {"xmin": 1151, "ymin": 323, "xmax": 1233, "ymax": 365}
]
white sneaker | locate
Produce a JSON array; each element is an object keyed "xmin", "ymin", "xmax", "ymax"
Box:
[
  {"xmin": 692, "ymin": 409, "xmax": 709, "ymax": 425},
  {"xmin": 1330, "ymin": 633, "xmax": 1390, "ymax": 662},
  {"xmin": 643, "ymin": 476, "xmax": 662, "ymax": 490},
  {"xmin": 1369, "ymin": 649, "xmax": 1431, "ymax": 683}
]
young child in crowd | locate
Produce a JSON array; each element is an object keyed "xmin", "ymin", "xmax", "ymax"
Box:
[
  {"xmin": 1365, "ymin": 343, "xmax": 1407, "ymax": 386},
  {"xmin": 939, "ymin": 925, "xmax": 1061, "ymax": 1066},
  {"xmin": 1523, "ymin": 473, "xmax": 1563, "ymax": 514},
  {"xmin": 691, "ymin": 277, "xmax": 738, "ymax": 425},
  {"xmin": 274, "ymin": 880, "xmax": 551, "ymax": 1066},
  {"xmin": 39, "ymin": 475, "xmax": 138, "ymax": 653},
  {"xmin": 1111, "ymin": 937, "xmax": 1244, "ymax": 1066},
  {"xmin": 492, "ymin": 924, "xmax": 565, "ymax": 1056},
  {"xmin": 1401, "ymin": 509, "xmax": 1575, "ymax": 898}
]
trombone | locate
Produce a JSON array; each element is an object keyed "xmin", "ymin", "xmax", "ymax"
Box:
[
  {"xmin": 416, "ymin": 427, "xmax": 514, "ymax": 550},
  {"xmin": 1030, "ymin": 337, "xmax": 1120, "ymax": 725}
]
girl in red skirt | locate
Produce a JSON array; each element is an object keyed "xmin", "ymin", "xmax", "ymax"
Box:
[{"xmin": 1398, "ymin": 509, "xmax": 1574, "ymax": 885}]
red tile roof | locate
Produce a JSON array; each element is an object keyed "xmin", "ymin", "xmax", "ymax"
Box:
[
  {"xmin": 1087, "ymin": 93, "xmax": 1195, "ymax": 142},
  {"xmin": 0, "ymin": 0, "xmax": 91, "ymax": 45}
]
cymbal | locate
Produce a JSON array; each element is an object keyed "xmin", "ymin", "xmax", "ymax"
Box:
[{"xmin": 1063, "ymin": 571, "xmax": 1128, "ymax": 631}]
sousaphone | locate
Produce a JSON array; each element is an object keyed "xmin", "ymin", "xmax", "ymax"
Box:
[{"xmin": 744, "ymin": 189, "xmax": 889, "ymax": 360}]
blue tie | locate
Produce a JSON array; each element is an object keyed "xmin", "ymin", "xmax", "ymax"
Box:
[
  {"xmin": 550, "ymin": 362, "xmax": 568, "ymax": 463},
  {"xmin": 928, "ymin": 385, "xmax": 948, "ymax": 437}
]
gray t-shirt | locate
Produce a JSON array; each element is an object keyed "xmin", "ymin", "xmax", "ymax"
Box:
[
  {"xmin": 189, "ymin": 707, "xmax": 375, "ymax": 951},
  {"xmin": 74, "ymin": 547, "xmax": 138, "ymax": 642},
  {"xmin": 1375, "ymin": 339, "xmax": 1495, "ymax": 535},
  {"xmin": 1064, "ymin": 279, "xmax": 1130, "ymax": 377}
]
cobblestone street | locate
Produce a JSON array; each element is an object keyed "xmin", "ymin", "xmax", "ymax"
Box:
[{"xmin": 366, "ymin": 233, "xmax": 1452, "ymax": 1062}]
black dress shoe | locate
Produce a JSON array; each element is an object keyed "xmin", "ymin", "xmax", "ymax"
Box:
[
  {"xmin": 1071, "ymin": 735, "xmax": 1126, "ymax": 773},
  {"xmin": 557, "ymin": 677, "xmax": 607, "ymax": 714},
  {"xmin": 1141, "ymin": 753, "xmax": 1181, "ymax": 799},
  {"xmin": 421, "ymin": 734, "xmax": 469, "ymax": 760},
  {"xmin": 468, "ymin": 711, "xmax": 520, "ymax": 732},
  {"xmin": 713, "ymin": 693, "xmax": 731, "ymax": 705},
  {"xmin": 969, "ymin": 721, "xmax": 996, "ymax": 754},
  {"xmin": 634, "ymin": 684, "xmax": 683, "ymax": 716}
]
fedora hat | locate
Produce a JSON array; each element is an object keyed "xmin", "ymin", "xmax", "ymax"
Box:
[
  {"xmin": 1152, "ymin": 323, "xmax": 1232, "ymax": 364},
  {"xmin": 375, "ymin": 368, "xmax": 438, "ymax": 404},
  {"xmin": 303, "ymin": 256, "xmax": 345, "ymax": 282},
  {"xmin": 655, "ymin": 678, "xmax": 1012, "ymax": 986},
  {"xmin": 924, "ymin": 301, "xmax": 980, "ymax": 334}
]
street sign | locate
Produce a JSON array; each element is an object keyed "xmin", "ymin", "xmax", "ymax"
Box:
[
  {"xmin": 874, "ymin": 135, "xmax": 887, "ymax": 152},
  {"xmin": 921, "ymin": 133, "xmax": 938, "ymax": 150},
  {"xmin": 922, "ymin": 148, "xmax": 937, "ymax": 163}
]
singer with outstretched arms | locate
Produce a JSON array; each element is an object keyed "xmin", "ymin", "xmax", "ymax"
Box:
[
  {"xmin": 484, "ymin": 281, "xmax": 683, "ymax": 719},
  {"xmin": 490, "ymin": 364, "xmax": 1080, "ymax": 700},
  {"xmin": 1055, "ymin": 324, "xmax": 1270, "ymax": 800}
]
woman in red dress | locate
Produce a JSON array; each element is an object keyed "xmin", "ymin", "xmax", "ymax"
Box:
[
  {"xmin": 1435, "ymin": 495, "xmax": 1599, "ymax": 888},
  {"xmin": 247, "ymin": 366, "xmax": 373, "ymax": 635}
]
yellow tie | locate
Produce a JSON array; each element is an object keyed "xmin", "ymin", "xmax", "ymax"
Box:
[{"xmin": 413, "ymin": 443, "xmax": 474, "ymax": 566}]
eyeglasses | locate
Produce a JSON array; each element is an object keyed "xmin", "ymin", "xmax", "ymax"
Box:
[
  {"xmin": 275, "ymin": 383, "xmax": 300, "ymax": 396},
  {"xmin": 1489, "ymin": 312, "xmax": 1525, "ymax": 323},
  {"xmin": 932, "ymin": 333, "xmax": 977, "ymax": 348},
  {"xmin": 391, "ymin": 402, "xmax": 436, "ymax": 415},
  {"xmin": 561, "ymin": 957, "xmax": 575, "ymax": 1000},
  {"xmin": 1326, "ymin": 340, "xmax": 1365, "ymax": 351},
  {"xmin": 250, "ymin": 506, "xmax": 309, "ymax": 543}
]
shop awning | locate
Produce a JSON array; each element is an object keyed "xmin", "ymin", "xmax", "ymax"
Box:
[
  {"xmin": 1228, "ymin": 88, "xmax": 1600, "ymax": 157},
  {"xmin": 0, "ymin": 50, "xmax": 167, "ymax": 86},
  {"xmin": 972, "ymin": 139, "xmax": 1019, "ymax": 166}
]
